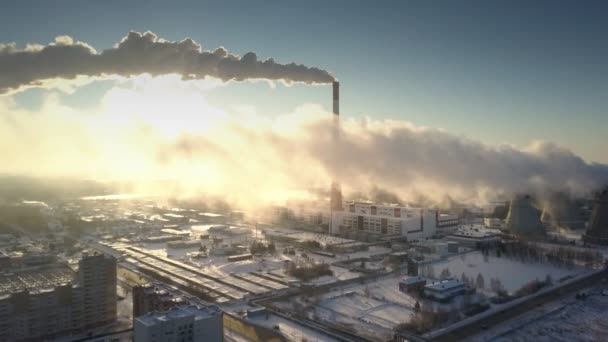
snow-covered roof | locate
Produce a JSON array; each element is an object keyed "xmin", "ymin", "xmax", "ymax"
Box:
[
  {"xmin": 424, "ymin": 278, "xmax": 464, "ymax": 292},
  {"xmin": 400, "ymin": 275, "xmax": 426, "ymax": 285}
]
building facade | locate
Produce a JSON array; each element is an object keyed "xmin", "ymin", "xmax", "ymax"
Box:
[
  {"xmin": 134, "ymin": 305, "xmax": 223, "ymax": 342},
  {"xmin": 423, "ymin": 278, "xmax": 472, "ymax": 302},
  {"xmin": 331, "ymin": 201, "xmax": 437, "ymax": 240},
  {"xmin": 133, "ymin": 283, "xmax": 185, "ymax": 318},
  {"xmin": 0, "ymin": 253, "xmax": 117, "ymax": 341}
]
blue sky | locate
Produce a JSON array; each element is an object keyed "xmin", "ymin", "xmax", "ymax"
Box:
[{"xmin": 2, "ymin": 0, "xmax": 607, "ymax": 163}]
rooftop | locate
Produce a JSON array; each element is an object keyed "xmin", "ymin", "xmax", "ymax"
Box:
[
  {"xmin": 0, "ymin": 265, "xmax": 75, "ymax": 295},
  {"xmin": 400, "ymin": 275, "xmax": 426, "ymax": 284},
  {"xmin": 136, "ymin": 304, "xmax": 221, "ymax": 327},
  {"xmin": 451, "ymin": 224, "xmax": 499, "ymax": 239},
  {"xmin": 424, "ymin": 278, "xmax": 465, "ymax": 292}
]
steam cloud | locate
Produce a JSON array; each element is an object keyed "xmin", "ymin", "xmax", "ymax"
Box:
[
  {"xmin": 1, "ymin": 81, "xmax": 607, "ymax": 207},
  {"xmin": 0, "ymin": 31, "xmax": 335, "ymax": 94}
]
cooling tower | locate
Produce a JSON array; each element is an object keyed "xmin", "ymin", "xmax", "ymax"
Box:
[
  {"xmin": 541, "ymin": 192, "xmax": 585, "ymax": 230},
  {"xmin": 506, "ymin": 194, "xmax": 545, "ymax": 238},
  {"xmin": 583, "ymin": 188, "xmax": 608, "ymax": 245}
]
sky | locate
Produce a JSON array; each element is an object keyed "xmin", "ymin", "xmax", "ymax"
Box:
[
  {"xmin": 1, "ymin": 0, "xmax": 606, "ymax": 162},
  {"xmin": 0, "ymin": 0, "xmax": 607, "ymax": 205}
]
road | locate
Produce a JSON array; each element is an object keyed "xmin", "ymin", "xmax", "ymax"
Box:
[{"xmin": 432, "ymin": 269, "xmax": 608, "ymax": 342}]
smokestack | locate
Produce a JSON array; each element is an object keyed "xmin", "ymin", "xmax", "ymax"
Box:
[
  {"xmin": 330, "ymin": 81, "xmax": 343, "ymax": 234},
  {"xmin": 333, "ymin": 81, "xmax": 340, "ymax": 116}
]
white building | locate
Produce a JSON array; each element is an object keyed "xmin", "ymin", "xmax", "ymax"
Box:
[
  {"xmin": 134, "ymin": 305, "xmax": 223, "ymax": 342},
  {"xmin": 436, "ymin": 213, "xmax": 460, "ymax": 235},
  {"xmin": 331, "ymin": 201, "xmax": 437, "ymax": 240},
  {"xmin": 447, "ymin": 224, "xmax": 500, "ymax": 247},
  {"xmin": 484, "ymin": 217, "xmax": 505, "ymax": 229},
  {"xmin": 423, "ymin": 278, "xmax": 469, "ymax": 302}
]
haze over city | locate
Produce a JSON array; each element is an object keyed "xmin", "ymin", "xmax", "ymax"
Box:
[{"xmin": 1, "ymin": 1, "xmax": 607, "ymax": 342}]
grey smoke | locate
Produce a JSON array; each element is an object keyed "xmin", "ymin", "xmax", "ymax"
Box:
[
  {"xmin": 0, "ymin": 31, "xmax": 335, "ymax": 94},
  {"xmin": 156, "ymin": 113, "xmax": 608, "ymax": 204},
  {"xmin": 314, "ymin": 120, "xmax": 608, "ymax": 202}
]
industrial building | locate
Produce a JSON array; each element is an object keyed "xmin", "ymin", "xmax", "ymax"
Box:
[
  {"xmin": 584, "ymin": 188, "xmax": 608, "ymax": 245},
  {"xmin": 331, "ymin": 201, "xmax": 437, "ymax": 240},
  {"xmin": 133, "ymin": 304, "xmax": 223, "ymax": 342},
  {"xmin": 0, "ymin": 252, "xmax": 117, "ymax": 341},
  {"xmin": 436, "ymin": 213, "xmax": 460, "ymax": 235},
  {"xmin": 423, "ymin": 278, "xmax": 472, "ymax": 302},
  {"xmin": 399, "ymin": 275, "xmax": 427, "ymax": 293},
  {"xmin": 447, "ymin": 224, "xmax": 500, "ymax": 247}
]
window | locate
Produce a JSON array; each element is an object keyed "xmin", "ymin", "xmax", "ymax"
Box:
[{"xmin": 381, "ymin": 219, "xmax": 388, "ymax": 234}]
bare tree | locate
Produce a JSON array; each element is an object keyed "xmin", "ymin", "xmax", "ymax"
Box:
[
  {"xmin": 476, "ymin": 273, "xmax": 485, "ymax": 290},
  {"xmin": 439, "ymin": 268, "xmax": 451, "ymax": 279}
]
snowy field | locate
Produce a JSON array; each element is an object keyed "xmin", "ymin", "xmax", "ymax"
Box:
[
  {"xmin": 273, "ymin": 273, "xmax": 419, "ymax": 341},
  {"xmin": 247, "ymin": 313, "xmax": 340, "ymax": 342},
  {"xmin": 319, "ymin": 292, "xmax": 414, "ymax": 328},
  {"xmin": 428, "ymin": 251, "xmax": 587, "ymax": 293},
  {"xmin": 489, "ymin": 287, "xmax": 608, "ymax": 342}
]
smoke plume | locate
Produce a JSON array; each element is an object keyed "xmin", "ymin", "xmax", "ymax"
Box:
[
  {"xmin": 0, "ymin": 31, "xmax": 335, "ymax": 94},
  {"xmin": 1, "ymin": 69, "xmax": 606, "ymax": 209}
]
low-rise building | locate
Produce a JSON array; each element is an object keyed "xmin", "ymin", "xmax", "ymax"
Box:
[
  {"xmin": 423, "ymin": 278, "xmax": 472, "ymax": 302},
  {"xmin": 399, "ymin": 276, "xmax": 427, "ymax": 293},
  {"xmin": 447, "ymin": 224, "xmax": 500, "ymax": 248}
]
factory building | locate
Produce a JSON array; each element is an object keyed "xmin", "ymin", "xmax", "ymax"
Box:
[
  {"xmin": 134, "ymin": 304, "xmax": 223, "ymax": 342},
  {"xmin": 436, "ymin": 213, "xmax": 460, "ymax": 236},
  {"xmin": 0, "ymin": 253, "xmax": 117, "ymax": 341},
  {"xmin": 423, "ymin": 278, "xmax": 472, "ymax": 302},
  {"xmin": 331, "ymin": 201, "xmax": 437, "ymax": 240},
  {"xmin": 584, "ymin": 188, "xmax": 608, "ymax": 245},
  {"xmin": 399, "ymin": 276, "xmax": 427, "ymax": 293}
]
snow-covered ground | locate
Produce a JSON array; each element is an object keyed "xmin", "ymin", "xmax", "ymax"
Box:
[
  {"xmin": 428, "ymin": 251, "xmax": 587, "ymax": 293},
  {"xmin": 247, "ymin": 313, "xmax": 340, "ymax": 342},
  {"xmin": 319, "ymin": 292, "xmax": 413, "ymax": 328},
  {"xmin": 272, "ymin": 272, "xmax": 420, "ymax": 341},
  {"xmin": 469, "ymin": 285, "xmax": 608, "ymax": 342}
]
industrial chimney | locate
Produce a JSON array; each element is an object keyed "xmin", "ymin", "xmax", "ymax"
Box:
[
  {"xmin": 583, "ymin": 188, "xmax": 608, "ymax": 245},
  {"xmin": 333, "ymin": 81, "xmax": 339, "ymax": 115},
  {"xmin": 506, "ymin": 194, "xmax": 545, "ymax": 238},
  {"xmin": 329, "ymin": 81, "xmax": 343, "ymax": 234}
]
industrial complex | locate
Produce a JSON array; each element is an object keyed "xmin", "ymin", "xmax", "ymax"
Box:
[{"xmin": 0, "ymin": 84, "xmax": 607, "ymax": 342}]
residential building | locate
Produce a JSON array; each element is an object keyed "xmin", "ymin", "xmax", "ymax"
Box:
[
  {"xmin": 0, "ymin": 253, "xmax": 117, "ymax": 341},
  {"xmin": 134, "ymin": 305, "xmax": 223, "ymax": 342},
  {"xmin": 133, "ymin": 283, "xmax": 186, "ymax": 318}
]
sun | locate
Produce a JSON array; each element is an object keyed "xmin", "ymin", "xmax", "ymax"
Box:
[{"xmin": 99, "ymin": 74, "xmax": 225, "ymax": 138}]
